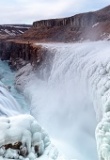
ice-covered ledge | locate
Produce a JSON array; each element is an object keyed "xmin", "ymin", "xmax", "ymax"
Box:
[
  {"xmin": 96, "ymin": 112, "xmax": 110, "ymax": 160},
  {"xmin": 0, "ymin": 114, "xmax": 59, "ymax": 160}
]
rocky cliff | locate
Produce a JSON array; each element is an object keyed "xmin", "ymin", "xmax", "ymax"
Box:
[
  {"xmin": 0, "ymin": 40, "xmax": 47, "ymax": 70},
  {"xmin": 0, "ymin": 5, "xmax": 110, "ymax": 70},
  {"xmin": 21, "ymin": 5, "xmax": 110, "ymax": 42}
]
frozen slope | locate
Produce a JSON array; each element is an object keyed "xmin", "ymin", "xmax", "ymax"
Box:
[
  {"xmin": 15, "ymin": 41, "xmax": 110, "ymax": 160},
  {"xmin": 0, "ymin": 83, "xmax": 67, "ymax": 160},
  {"xmin": 0, "ymin": 114, "xmax": 59, "ymax": 160},
  {"xmin": 0, "ymin": 61, "xmax": 64, "ymax": 160}
]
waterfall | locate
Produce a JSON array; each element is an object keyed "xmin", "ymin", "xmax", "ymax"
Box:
[
  {"xmin": 1, "ymin": 41, "xmax": 110, "ymax": 159},
  {"xmin": 0, "ymin": 60, "xmax": 28, "ymax": 116},
  {"xmin": 0, "ymin": 61, "xmax": 59, "ymax": 159},
  {"xmin": 16, "ymin": 41, "xmax": 109, "ymax": 160}
]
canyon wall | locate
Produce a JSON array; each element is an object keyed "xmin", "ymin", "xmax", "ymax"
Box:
[
  {"xmin": 33, "ymin": 13, "xmax": 96, "ymax": 28},
  {"xmin": 0, "ymin": 5, "xmax": 110, "ymax": 69},
  {"xmin": 0, "ymin": 40, "xmax": 46, "ymax": 70},
  {"xmin": 21, "ymin": 5, "xmax": 110, "ymax": 42}
]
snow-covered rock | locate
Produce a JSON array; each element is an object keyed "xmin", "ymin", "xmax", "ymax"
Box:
[{"xmin": 0, "ymin": 114, "xmax": 59, "ymax": 160}]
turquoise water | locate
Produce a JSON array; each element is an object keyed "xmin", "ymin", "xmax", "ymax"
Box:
[{"xmin": 0, "ymin": 60, "xmax": 29, "ymax": 114}]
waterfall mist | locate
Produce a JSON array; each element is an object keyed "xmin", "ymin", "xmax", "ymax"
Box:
[
  {"xmin": 27, "ymin": 79, "xmax": 98, "ymax": 159},
  {"xmin": 23, "ymin": 42, "xmax": 110, "ymax": 159},
  {"xmin": 2, "ymin": 41, "xmax": 110, "ymax": 159}
]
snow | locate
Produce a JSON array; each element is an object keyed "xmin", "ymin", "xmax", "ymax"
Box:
[
  {"xmin": 0, "ymin": 80, "xmax": 63, "ymax": 160},
  {"xmin": 3, "ymin": 41, "xmax": 110, "ymax": 159},
  {"xmin": 4, "ymin": 29, "xmax": 10, "ymax": 34},
  {"xmin": 0, "ymin": 114, "xmax": 61, "ymax": 160},
  {"xmin": 12, "ymin": 26, "xmax": 30, "ymax": 29},
  {"xmin": 0, "ymin": 25, "xmax": 28, "ymax": 36},
  {"xmin": 15, "ymin": 42, "xmax": 103, "ymax": 160},
  {"xmin": 92, "ymin": 23, "xmax": 99, "ymax": 28},
  {"xmin": 18, "ymin": 30, "xmax": 24, "ymax": 34},
  {"xmin": 15, "ymin": 41, "xmax": 110, "ymax": 160},
  {"xmin": 3, "ymin": 29, "xmax": 15, "ymax": 36}
]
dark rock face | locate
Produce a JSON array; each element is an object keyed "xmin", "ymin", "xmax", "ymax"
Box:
[
  {"xmin": 4, "ymin": 142, "xmax": 22, "ymax": 150},
  {"xmin": 33, "ymin": 12, "xmax": 96, "ymax": 28},
  {"xmin": 22, "ymin": 5, "xmax": 110, "ymax": 42},
  {"xmin": 0, "ymin": 40, "xmax": 47, "ymax": 70}
]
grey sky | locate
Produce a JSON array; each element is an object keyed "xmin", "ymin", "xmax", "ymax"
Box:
[{"xmin": 0, "ymin": 0, "xmax": 110, "ymax": 24}]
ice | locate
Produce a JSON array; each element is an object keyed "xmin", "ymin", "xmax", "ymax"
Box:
[
  {"xmin": 0, "ymin": 114, "xmax": 59, "ymax": 159},
  {"xmin": 0, "ymin": 62, "xmax": 64, "ymax": 159},
  {"xmin": 92, "ymin": 23, "xmax": 99, "ymax": 28},
  {"xmin": 15, "ymin": 41, "xmax": 110, "ymax": 160},
  {"xmin": 0, "ymin": 82, "xmax": 22, "ymax": 116},
  {"xmin": 18, "ymin": 30, "xmax": 24, "ymax": 34},
  {"xmin": 3, "ymin": 41, "xmax": 110, "ymax": 159}
]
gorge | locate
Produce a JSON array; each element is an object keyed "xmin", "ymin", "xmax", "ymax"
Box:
[{"xmin": 0, "ymin": 4, "xmax": 110, "ymax": 160}]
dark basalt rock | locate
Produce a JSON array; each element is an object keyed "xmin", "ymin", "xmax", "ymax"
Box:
[
  {"xmin": 3, "ymin": 142, "xmax": 22, "ymax": 150},
  {"xmin": 4, "ymin": 143, "xmax": 13, "ymax": 150},
  {"xmin": 34, "ymin": 145, "xmax": 41, "ymax": 157},
  {"xmin": 13, "ymin": 142, "xmax": 22, "ymax": 150},
  {"xmin": 0, "ymin": 40, "xmax": 46, "ymax": 71}
]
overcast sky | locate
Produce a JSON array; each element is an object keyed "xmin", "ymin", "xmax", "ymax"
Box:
[{"xmin": 0, "ymin": 0, "xmax": 110, "ymax": 24}]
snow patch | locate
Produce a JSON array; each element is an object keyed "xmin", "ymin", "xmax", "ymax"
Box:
[
  {"xmin": 92, "ymin": 23, "xmax": 99, "ymax": 28},
  {"xmin": 18, "ymin": 30, "xmax": 24, "ymax": 34}
]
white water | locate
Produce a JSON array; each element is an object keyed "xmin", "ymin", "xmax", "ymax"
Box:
[
  {"xmin": 0, "ymin": 60, "xmax": 28, "ymax": 115},
  {"xmin": 1, "ymin": 41, "xmax": 110, "ymax": 160},
  {"xmin": 0, "ymin": 61, "xmax": 59, "ymax": 160},
  {"xmin": 16, "ymin": 41, "xmax": 110, "ymax": 160}
]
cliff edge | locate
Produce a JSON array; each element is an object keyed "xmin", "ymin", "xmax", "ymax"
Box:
[{"xmin": 21, "ymin": 5, "xmax": 110, "ymax": 42}]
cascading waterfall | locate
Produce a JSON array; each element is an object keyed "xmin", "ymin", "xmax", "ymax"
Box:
[
  {"xmin": 16, "ymin": 41, "xmax": 110, "ymax": 160},
  {"xmin": 0, "ymin": 60, "xmax": 28, "ymax": 116},
  {"xmin": 0, "ymin": 60, "xmax": 58, "ymax": 159},
  {"xmin": 1, "ymin": 41, "xmax": 110, "ymax": 159}
]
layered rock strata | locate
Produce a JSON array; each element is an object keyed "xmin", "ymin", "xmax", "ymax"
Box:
[
  {"xmin": 21, "ymin": 5, "xmax": 110, "ymax": 42},
  {"xmin": 0, "ymin": 40, "xmax": 47, "ymax": 70}
]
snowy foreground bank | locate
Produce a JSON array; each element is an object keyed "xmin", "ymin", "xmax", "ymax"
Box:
[
  {"xmin": 15, "ymin": 41, "xmax": 110, "ymax": 160},
  {"xmin": 0, "ymin": 114, "xmax": 57, "ymax": 160},
  {"xmin": 0, "ymin": 82, "xmax": 66, "ymax": 160}
]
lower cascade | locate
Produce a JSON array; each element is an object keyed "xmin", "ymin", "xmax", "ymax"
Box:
[{"xmin": 1, "ymin": 41, "xmax": 110, "ymax": 160}]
